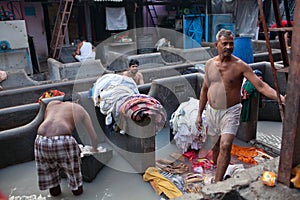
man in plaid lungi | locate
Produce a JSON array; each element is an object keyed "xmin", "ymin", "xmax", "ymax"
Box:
[{"xmin": 35, "ymin": 95, "xmax": 99, "ymax": 196}]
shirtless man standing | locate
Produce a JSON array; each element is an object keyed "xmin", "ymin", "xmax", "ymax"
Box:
[
  {"xmin": 195, "ymin": 29, "xmax": 285, "ymax": 182},
  {"xmin": 34, "ymin": 95, "xmax": 99, "ymax": 196},
  {"xmin": 123, "ymin": 59, "xmax": 144, "ymax": 85}
]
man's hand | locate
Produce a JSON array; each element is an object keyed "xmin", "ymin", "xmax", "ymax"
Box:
[
  {"xmin": 89, "ymin": 146, "xmax": 99, "ymax": 153},
  {"xmin": 281, "ymin": 94, "xmax": 286, "ymax": 106},
  {"xmin": 195, "ymin": 115, "xmax": 203, "ymax": 131}
]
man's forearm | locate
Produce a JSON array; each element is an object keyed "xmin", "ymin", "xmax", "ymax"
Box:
[
  {"xmin": 260, "ymin": 84, "xmax": 285, "ymax": 104},
  {"xmin": 198, "ymin": 89, "xmax": 208, "ymax": 116}
]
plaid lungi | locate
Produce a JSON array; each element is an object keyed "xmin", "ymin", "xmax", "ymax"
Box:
[{"xmin": 34, "ymin": 135, "xmax": 82, "ymax": 190}]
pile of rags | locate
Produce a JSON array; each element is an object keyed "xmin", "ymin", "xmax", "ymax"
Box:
[{"xmin": 170, "ymin": 97, "xmax": 206, "ymax": 153}]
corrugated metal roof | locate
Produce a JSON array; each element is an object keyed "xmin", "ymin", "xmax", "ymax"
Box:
[{"xmin": 93, "ymin": 0, "xmax": 123, "ymax": 2}]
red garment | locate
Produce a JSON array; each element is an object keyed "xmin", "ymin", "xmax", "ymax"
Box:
[
  {"xmin": 182, "ymin": 150, "xmax": 196, "ymax": 161},
  {"xmin": 37, "ymin": 90, "xmax": 65, "ymax": 103},
  {"xmin": 0, "ymin": 190, "xmax": 8, "ymax": 200},
  {"xmin": 192, "ymin": 158, "xmax": 214, "ymax": 170},
  {"xmin": 271, "ymin": 20, "xmax": 293, "ymax": 28}
]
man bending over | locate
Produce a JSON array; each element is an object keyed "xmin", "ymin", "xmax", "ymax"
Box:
[{"xmin": 34, "ymin": 94, "xmax": 99, "ymax": 196}]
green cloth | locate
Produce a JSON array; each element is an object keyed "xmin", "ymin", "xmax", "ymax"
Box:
[{"xmin": 241, "ymin": 81, "xmax": 257, "ymax": 122}]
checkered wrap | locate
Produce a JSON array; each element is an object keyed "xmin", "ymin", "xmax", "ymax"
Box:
[
  {"xmin": 118, "ymin": 94, "xmax": 166, "ymax": 133},
  {"xmin": 34, "ymin": 135, "xmax": 82, "ymax": 190}
]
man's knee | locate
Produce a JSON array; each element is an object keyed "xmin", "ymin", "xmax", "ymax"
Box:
[{"xmin": 219, "ymin": 141, "xmax": 232, "ymax": 153}]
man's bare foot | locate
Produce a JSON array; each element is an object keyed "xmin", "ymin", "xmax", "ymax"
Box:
[
  {"xmin": 72, "ymin": 185, "xmax": 83, "ymax": 196},
  {"xmin": 49, "ymin": 185, "xmax": 61, "ymax": 196}
]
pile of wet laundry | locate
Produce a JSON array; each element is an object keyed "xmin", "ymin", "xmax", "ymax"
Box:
[
  {"xmin": 92, "ymin": 74, "xmax": 166, "ymax": 134},
  {"xmin": 170, "ymin": 97, "xmax": 206, "ymax": 153},
  {"xmin": 143, "ymin": 150, "xmax": 214, "ymax": 198},
  {"xmin": 144, "ymin": 146, "xmax": 273, "ymax": 198}
]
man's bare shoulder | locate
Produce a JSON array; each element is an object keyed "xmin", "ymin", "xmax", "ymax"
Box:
[
  {"xmin": 47, "ymin": 100, "xmax": 62, "ymax": 107},
  {"xmin": 232, "ymin": 56, "xmax": 251, "ymax": 70},
  {"xmin": 232, "ymin": 55, "xmax": 248, "ymax": 65},
  {"xmin": 204, "ymin": 57, "xmax": 215, "ymax": 67},
  {"xmin": 122, "ymin": 71, "xmax": 129, "ymax": 76},
  {"xmin": 207, "ymin": 57, "xmax": 217, "ymax": 63},
  {"xmin": 137, "ymin": 72, "xmax": 143, "ymax": 77}
]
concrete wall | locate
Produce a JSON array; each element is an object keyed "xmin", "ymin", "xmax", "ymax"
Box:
[
  {"xmin": 0, "ymin": 64, "xmax": 285, "ymax": 170},
  {"xmin": 0, "ymin": 73, "xmax": 204, "ymax": 172},
  {"xmin": 0, "ymin": 2, "xmax": 48, "ymax": 61},
  {"xmin": 0, "ymin": 95, "xmax": 108, "ymax": 169},
  {"xmin": 23, "ymin": 2, "xmax": 48, "ymax": 59},
  {"xmin": 0, "ymin": 69, "xmax": 38, "ymax": 90},
  {"xmin": 0, "ymin": 76, "xmax": 98, "ymax": 108},
  {"xmin": 47, "ymin": 58, "xmax": 109, "ymax": 81}
]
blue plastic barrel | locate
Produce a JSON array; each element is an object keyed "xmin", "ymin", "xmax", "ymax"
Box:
[
  {"xmin": 217, "ymin": 23, "xmax": 235, "ymax": 34},
  {"xmin": 233, "ymin": 37, "xmax": 254, "ymax": 64}
]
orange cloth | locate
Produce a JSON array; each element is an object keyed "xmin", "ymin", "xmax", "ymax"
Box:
[
  {"xmin": 291, "ymin": 164, "xmax": 300, "ymax": 188},
  {"xmin": 231, "ymin": 144, "xmax": 264, "ymax": 164}
]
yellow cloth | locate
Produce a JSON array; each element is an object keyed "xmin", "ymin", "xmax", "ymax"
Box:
[{"xmin": 143, "ymin": 167, "xmax": 183, "ymax": 199}]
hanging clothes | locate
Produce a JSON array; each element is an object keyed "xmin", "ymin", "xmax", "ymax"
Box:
[
  {"xmin": 240, "ymin": 80, "xmax": 257, "ymax": 122},
  {"xmin": 105, "ymin": 7, "xmax": 128, "ymax": 30}
]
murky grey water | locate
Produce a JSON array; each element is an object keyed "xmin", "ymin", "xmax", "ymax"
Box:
[{"xmin": 0, "ymin": 152, "xmax": 161, "ymax": 200}]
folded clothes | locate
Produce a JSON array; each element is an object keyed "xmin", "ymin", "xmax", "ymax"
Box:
[
  {"xmin": 143, "ymin": 167, "xmax": 183, "ymax": 199},
  {"xmin": 156, "ymin": 161, "xmax": 189, "ymax": 174},
  {"xmin": 79, "ymin": 145, "xmax": 106, "ymax": 157}
]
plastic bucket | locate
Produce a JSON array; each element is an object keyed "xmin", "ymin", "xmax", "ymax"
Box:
[{"xmin": 233, "ymin": 37, "xmax": 254, "ymax": 64}]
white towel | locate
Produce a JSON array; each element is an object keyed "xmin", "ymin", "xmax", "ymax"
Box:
[{"xmin": 106, "ymin": 7, "xmax": 128, "ymax": 30}]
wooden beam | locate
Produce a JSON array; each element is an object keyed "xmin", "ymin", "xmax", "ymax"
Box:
[{"xmin": 278, "ymin": 0, "xmax": 300, "ymax": 187}]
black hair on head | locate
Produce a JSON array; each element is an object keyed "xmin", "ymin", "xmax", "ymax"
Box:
[
  {"xmin": 63, "ymin": 93, "xmax": 81, "ymax": 102},
  {"xmin": 79, "ymin": 36, "xmax": 87, "ymax": 42},
  {"xmin": 129, "ymin": 59, "xmax": 139, "ymax": 66}
]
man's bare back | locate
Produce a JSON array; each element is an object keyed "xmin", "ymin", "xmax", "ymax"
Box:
[
  {"xmin": 38, "ymin": 101, "xmax": 78, "ymax": 136},
  {"xmin": 37, "ymin": 100, "xmax": 99, "ymax": 150}
]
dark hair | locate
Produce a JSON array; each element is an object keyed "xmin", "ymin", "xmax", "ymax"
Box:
[
  {"xmin": 63, "ymin": 93, "xmax": 81, "ymax": 102},
  {"xmin": 129, "ymin": 59, "xmax": 139, "ymax": 66},
  {"xmin": 216, "ymin": 29, "xmax": 234, "ymax": 41},
  {"xmin": 79, "ymin": 36, "xmax": 87, "ymax": 42}
]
